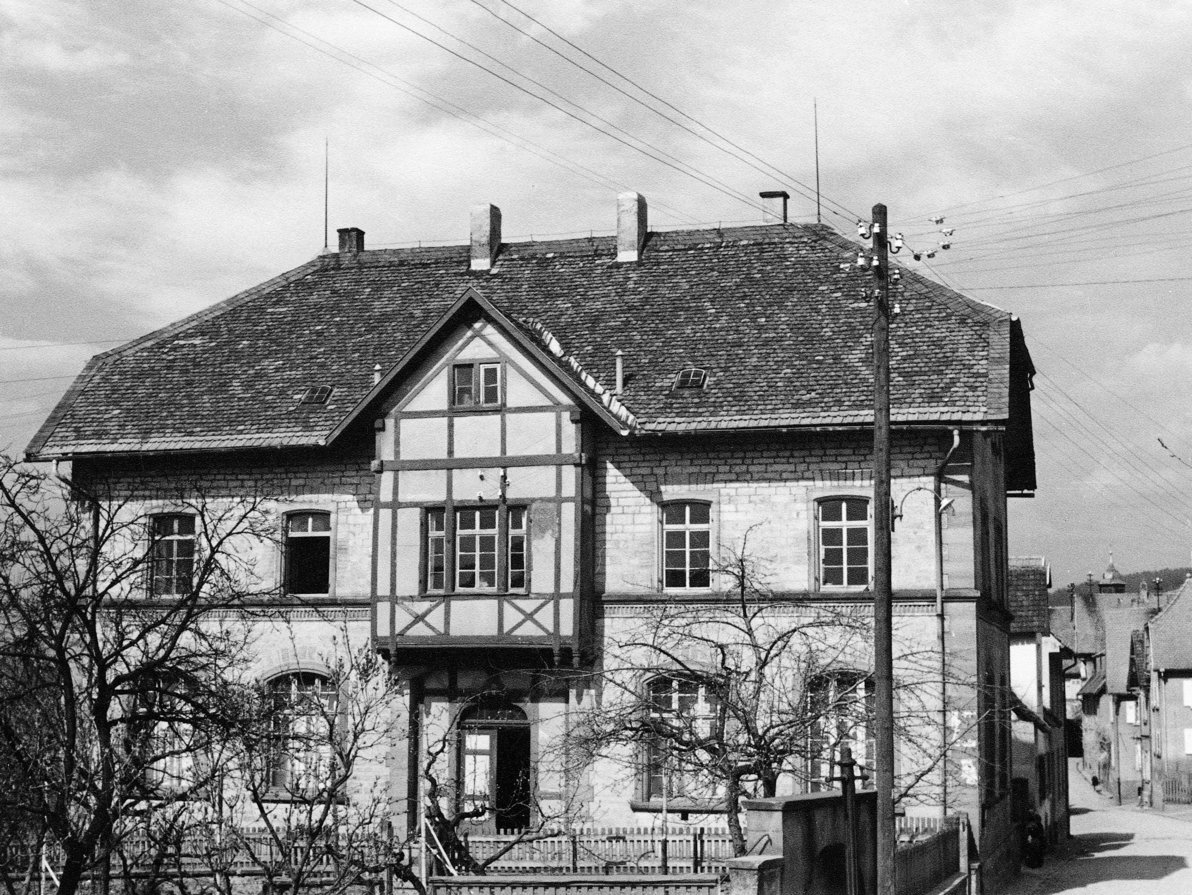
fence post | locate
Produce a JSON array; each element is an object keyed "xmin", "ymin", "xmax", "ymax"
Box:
[
  {"xmin": 692, "ymin": 830, "xmax": 700, "ymax": 873},
  {"xmin": 661, "ymin": 825, "xmax": 669, "ymax": 876},
  {"xmin": 570, "ymin": 833, "xmax": 578, "ymax": 873},
  {"xmin": 838, "ymin": 746, "xmax": 860, "ymax": 895}
]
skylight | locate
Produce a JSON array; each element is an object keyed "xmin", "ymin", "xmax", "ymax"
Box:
[
  {"xmin": 673, "ymin": 368, "xmax": 708, "ymax": 390},
  {"xmin": 298, "ymin": 386, "xmax": 333, "ymax": 405}
]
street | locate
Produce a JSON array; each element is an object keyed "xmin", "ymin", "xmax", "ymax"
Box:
[{"xmin": 1001, "ymin": 762, "xmax": 1192, "ymax": 893}]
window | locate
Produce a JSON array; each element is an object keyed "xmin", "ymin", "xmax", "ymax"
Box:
[
  {"xmin": 1183, "ymin": 679, "xmax": 1192, "ymax": 709},
  {"xmin": 1184, "ymin": 729, "xmax": 1192, "ymax": 756},
  {"xmin": 817, "ymin": 498, "xmax": 870, "ymax": 588},
  {"xmin": 673, "ymin": 368, "xmax": 708, "ymax": 390},
  {"xmin": 644, "ymin": 674, "xmax": 720, "ymax": 801},
  {"xmin": 423, "ymin": 506, "xmax": 529, "ymax": 593},
  {"xmin": 138, "ymin": 678, "xmax": 197, "ymax": 792},
  {"xmin": 151, "ymin": 514, "xmax": 196, "ymax": 596},
  {"xmin": 806, "ymin": 672, "xmax": 874, "ymax": 792},
  {"xmin": 1124, "ymin": 700, "xmax": 1138, "ymax": 725},
  {"xmin": 285, "ymin": 512, "xmax": 331, "ymax": 594},
  {"xmin": 268, "ymin": 673, "xmax": 334, "ymax": 791},
  {"xmin": 662, "ymin": 502, "xmax": 711, "ymax": 589},
  {"xmin": 452, "ymin": 362, "xmax": 501, "ymax": 407},
  {"xmin": 298, "ymin": 385, "xmax": 333, "ymax": 405}
]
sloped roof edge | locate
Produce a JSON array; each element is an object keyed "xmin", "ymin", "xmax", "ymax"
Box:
[{"xmin": 321, "ymin": 286, "xmax": 634, "ymax": 444}]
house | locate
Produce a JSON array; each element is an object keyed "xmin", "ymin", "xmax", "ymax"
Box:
[
  {"xmin": 1147, "ymin": 577, "xmax": 1192, "ymax": 808},
  {"xmin": 1007, "ymin": 556, "xmax": 1068, "ymax": 843},
  {"xmin": 27, "ymin": 193, "xmax": 1037, "ymax": 886}
]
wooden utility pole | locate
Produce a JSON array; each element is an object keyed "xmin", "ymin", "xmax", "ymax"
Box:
[{"xmin": 870, "ymin": 203, "xmax": 896, "ymax": 895}]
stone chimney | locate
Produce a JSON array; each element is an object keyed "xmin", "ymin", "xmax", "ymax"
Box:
[
  {"xmin": 338, "ymin": 227, "xmax": 365, "ymax": 253},
  {"xmin": 616, "ymin": 191, "xmax": 648, "ymax": 263},
  {"xmin": 470, "ymin": 204, "xmax": 502, "ymax": 271},
  {"xmin": 760, "ymin": 190, "xmax": 790, "ymax": 223}
]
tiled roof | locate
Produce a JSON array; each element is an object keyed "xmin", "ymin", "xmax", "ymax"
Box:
[
  {"xmin": 1077, "ymin": 669, "xmax": 1105, "ymax": 698},
  {"xmin": 1105, "ymin": 606, "xmax": 1153, "ymax": 695},
  {"xmin": 1009, "ymin": 556, "xmax": 1051, "ymax": 635},
  {"xmin": 28, "ymin": 224, "xmax": 1029, "ymax": 459},
  {"xmin": 1150, "ymin": 580, "xmax": 1192, "ymax": 670}
]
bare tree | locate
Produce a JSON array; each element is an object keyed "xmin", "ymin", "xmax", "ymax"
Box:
[
  {"xmin": 0, "ymin": 457, "xmax": 270, "ymax": 895},
  {"xmin": 570, "ymin": 533, "xmax": 980, "ymax": 855}
]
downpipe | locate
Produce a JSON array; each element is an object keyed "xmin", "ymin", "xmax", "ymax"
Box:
[{"xmin": 936, "ymin": 428, "xmax": 960, "ymax": 813}]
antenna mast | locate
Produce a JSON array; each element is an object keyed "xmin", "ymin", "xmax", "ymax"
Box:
[
  {"xmin": 814, "ymin": 100, "xmax": 822, "ymax": 225},
  {"xmin": 323, "ymin": 138, "xmax": 329, "ymax": 252}
]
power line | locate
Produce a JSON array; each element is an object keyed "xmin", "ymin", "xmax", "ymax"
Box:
[
  {"xmin": 467, "ymin": 0, "xmax": 857, "ymax": 223},
  {"xmin": 353, "ymin": 0, "xmax": 772, "ymax": 216},
  {"xmin": 215, "ymin": 0, "xmax": 701, "ymax": 225},
  {"xmin": 0, "ymin": 339, "xmax": 129, "ymax": 352},
  {"xmin": 905, "ymin": 140, "xmax": 1192, "ymax": 220},
  {"xmin": 963, "ymin": 276, "xmax": 1192, "ymax": 290}
]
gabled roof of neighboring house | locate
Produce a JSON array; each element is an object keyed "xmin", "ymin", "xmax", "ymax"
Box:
[
  {"xmin": 1009, "ymin": 556, "xmax": 1051, "ymax": 635},
  {"xmin": 27, "ymin": 223, "xmax": 1036, "ymax": 473},
  {"xmin": 1149, "ymin": 578, "xmax": 1192, "ymax": 670},
  {"xmin": 1050, "ymin": 583, "xmax": 1103, "ymax": 656},
  {"xmin": 1105, "ymin": 606, "xmax": 1154, "ymax": 694}
]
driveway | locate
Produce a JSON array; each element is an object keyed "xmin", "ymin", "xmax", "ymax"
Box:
[{"xmin": 1000, "ymin": 761, "xmax": 1192, "ymax": 893}]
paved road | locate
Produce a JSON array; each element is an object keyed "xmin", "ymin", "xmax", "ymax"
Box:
[{"xmin": 1001, "ymin": 761, "xmax": 1192, "ymax": 894}]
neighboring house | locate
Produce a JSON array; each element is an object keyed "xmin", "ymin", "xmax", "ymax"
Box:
[
  {"xmin": 1102, "ymin": 604, "xmax": 1153, "ymax": 805},
  {"xmin": 27, "ymin": 194, "xmax": 1037, "ymax": 885},
  {"xmin": 1147, "ymin": 577, "xmax": 1192, "ymax": 808},
  {"xmin": 1008, "ymin": 556, "xmax": 1068, "ymax": 843}
]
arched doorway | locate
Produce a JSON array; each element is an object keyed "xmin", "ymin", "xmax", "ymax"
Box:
[{"xmin": 458, "ymin": 701, "xmax": 531, "ymax": 832}]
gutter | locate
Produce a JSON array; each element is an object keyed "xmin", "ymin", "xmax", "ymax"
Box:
[{"xmin": 936, "ymin": 428, "xmax": 961, "ymax": 813}]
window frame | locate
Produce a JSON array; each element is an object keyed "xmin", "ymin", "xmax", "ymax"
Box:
[
  {"xmin": 421, "ymin": 504, "xmax": 531, "ymax": 595},
  {"xmin": 660, "ymin": 500, "xmax": 713, "ymax": 592},
  {"xmin": 150, "ymin": 513, "xmax": 197, "ymax": 597},
  {"xmin": 641, "ymin": 673, "xmax": 721, "ymax": 803},
  {"xmin": 805, "ymin": 671, "xmax": 875, "ymax": 793},
  {"xmin": 266, "ymin": 672, "xmax": 336, "ymax": 793},
  {"xmin": 283, "ymin": 510, "xmax": 334, "ymax": 597},
  {"xmin": 814, "ymin": 496, "xmax": 873, "ymax": 591},
  {"xmin": 450, "ymin": 361, "xmax": 503, "ymax": 409}
]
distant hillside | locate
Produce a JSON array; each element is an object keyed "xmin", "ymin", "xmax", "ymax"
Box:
[{"xmin": 1050, "ymin": 567, "xmax": 1192, "ymax": 605}]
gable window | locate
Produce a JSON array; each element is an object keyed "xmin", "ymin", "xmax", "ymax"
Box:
[
  {"xmin": 644, "ymin": 674, "xmax": 720, "ymax": 802},
  {"xmin": 806, "ymin": 671, "xmax": 874, "ymax": 792},
  {"xmin": 452, "ymin": 362, "xmax": 501, "ymax": 408},
  {"xmin": 151, "ymin": 514, "xmax": 196, "ymax": 596},
  {"xmin": 285, "ymin": 512, "xmax": 331, "ymax": 595},
  {"xmin": 423, "ymin": 506, "xmax": 529, "ymax": 593},
  {"xmin": 662, "ymin": 502, "xmax": 711, "ymax": 589},
  {"xmin": 268, "ymin": 673, "xmax": 334, "ymax": 791},
  {"xmin": 817, "ymin": 497, "xmax": 870, "ymax": 588}
]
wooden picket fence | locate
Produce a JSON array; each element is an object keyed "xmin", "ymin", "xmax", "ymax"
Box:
[
  {"xmin": 458, "ymin": 826, "xmax": 734, "ymax": 875},
  {"xmin": 894, "ymin": 817, "xmax": 965, "ymax": 895}
]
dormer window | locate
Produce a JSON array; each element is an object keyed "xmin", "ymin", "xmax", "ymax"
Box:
[
  {"xmin": 673, "ymin": 368, "xmax": 707, "ymax": 390},
  {"xmin": 452, "ymin": 363, "xmax": 501, "ymax": 407}
]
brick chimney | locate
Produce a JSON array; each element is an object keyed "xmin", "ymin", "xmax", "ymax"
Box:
[
  {"xmin": 337, "ymin": 227, "xmax": 364, "ymax": 253},
  {"xmin": 470, "ymin": 204, "xmax": 502, "ymax": 271},
  {"xmin": 760, "ymin": 190, "xmax": 790, "ymax": 223},
  {"xmin": 616, "ymin": 192, "xmax": 648, "ymax": 263}
]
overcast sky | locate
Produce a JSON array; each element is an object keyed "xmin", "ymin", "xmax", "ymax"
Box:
[{"xmin": 3, "ymin": 0, "xmax": 1191, "ymax": 584}]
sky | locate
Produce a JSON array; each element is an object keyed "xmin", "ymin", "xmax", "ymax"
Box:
[{"xmin": 2, "ymin": 0, "xmax": 1191, "ymax": 584}]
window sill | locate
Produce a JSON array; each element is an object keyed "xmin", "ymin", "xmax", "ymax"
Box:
[
  {"xmin": 628, "ymin": 798, "xmax": 726, "ymax": 816},
  {"xmin": 256, "ymin": 787, "xmax": 348, "ymax": 805}
]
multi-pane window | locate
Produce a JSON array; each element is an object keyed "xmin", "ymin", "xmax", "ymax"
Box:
[
  {"xmin": 285, "ymin": 512, "xmax": 331, "ymax": 594},
  {"xmin": 457, "ymin": 508, "xmax": 499, "ymax": 590},
  {"xmin": 427, "ymin": 510, "xmax": 447, "ymax": 592},
  {"xmin": 662, "ymin": 502, "xmax": 711, "ymax": 589},
  {"xmin": 151, "ymin": 514, "xmax": 196, "ymax": 596},
  {"xmin": 268, "ymin": 673, "xmax": 334, "ymax": 791},
  {"xmin": 818, "ymin": 498, "xmax": 870, "ymax": 588},
  {"xmin": 424, "ymin": 506, "xmax": 528, "ymax": 593},
  {"xmin": 806, "ymin": 672, "xmax": 874, "ymax": 791},
  {"xmin": 508, "ymin": 507, "xmax": 527, "ymax": 590},
  {"xmin": 644, "ymin": 675, "xmax": 719, "ymax": 800},
  {"xmin": 452, "ymin": 362, "xmax": 501, "ymax": 407}
]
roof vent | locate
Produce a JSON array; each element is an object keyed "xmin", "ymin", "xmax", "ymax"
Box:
[
  {"xmin": 673, "ymin": 368, "xmax": 707, "ymax": 390},
  {"xmin": 298, "ymin": 386, "xmax": 334, "ymax": 405}
]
